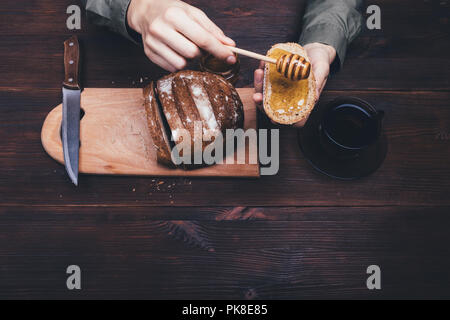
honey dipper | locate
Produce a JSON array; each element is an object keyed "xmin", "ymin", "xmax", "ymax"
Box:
[{"xmin": 226, "ymin": 46, "xmax": 311, "ymax": 81}]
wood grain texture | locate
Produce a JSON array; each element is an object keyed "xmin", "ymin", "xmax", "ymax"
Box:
[
  {"xmin": 1, "ymin": 90, "xmax": 448, "ymax": 206},
  {"xmin": 0, "ymin": 0, "xmax": 449, "ymax": 299},
  {"xmin": 41, "ymin": 88, "xmax": 259, "ymax": 177},
  {"xmin": 1, "ymin": 206, "xmax": 450, "ymax": 299}
]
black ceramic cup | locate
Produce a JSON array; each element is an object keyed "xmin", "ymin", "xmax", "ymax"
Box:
[
  {"xmin": 298, "ymin": 96, "xmax": 388, "ymax": 180},
  {"xmin": 319, "ymin": 97, "xmax": 384, "ymax": 159}
]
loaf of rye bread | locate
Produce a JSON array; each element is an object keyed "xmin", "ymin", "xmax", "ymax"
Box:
[{"xmin": 143, "ymin": 71, "xmax": 244, "ymax": 168}]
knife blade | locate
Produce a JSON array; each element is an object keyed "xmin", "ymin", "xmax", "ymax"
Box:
[{"xmin": 62, "ymin": 36, "xmax": 81, "ymax": 186}]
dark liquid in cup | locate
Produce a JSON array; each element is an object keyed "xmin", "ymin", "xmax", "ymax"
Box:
[{"xmin": 323, "ymin": 104, "xmax": 378, "ymax": 149}]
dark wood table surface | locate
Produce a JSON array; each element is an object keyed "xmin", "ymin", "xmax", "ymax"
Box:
[{"xmin": 0, "ymin": 0, "xmax": 449, "ymax": 299}]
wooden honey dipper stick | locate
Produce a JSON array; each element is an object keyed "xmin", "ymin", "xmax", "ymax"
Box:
[{"xmin": 226, "ymin": 46, "xmax": 311, "ymax": 81}]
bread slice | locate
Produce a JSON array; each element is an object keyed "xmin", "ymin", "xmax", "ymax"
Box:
[
  {"xmin": 172, "ymin": 76, "xmax": 202, "ymax": 136},
  {"xmin": 143, "ymin": 82, "xmax": 174, "ymax": 167},
  {"xmin": 263, "ymin": 43, "xmax": 317, "ymax": 125},
  {"xmin": 215, "ymin": 75, "xmax": 245, "ymax": 130},
  {"xmin": 156, "ymin": 74, "xmax": 186, "ymax": 146}
]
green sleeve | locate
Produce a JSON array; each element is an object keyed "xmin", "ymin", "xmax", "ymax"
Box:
[
  {"xmin": 80, "ymin": 0, "xmax": 138, "ymax": 43},
  {"xmin": 299, "ymin": 0, "xmax": 365, "ymax": 69}
]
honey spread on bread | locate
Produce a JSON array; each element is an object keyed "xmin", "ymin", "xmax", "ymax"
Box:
[{"xmin": 267, "ymin": 48, "xmax": 310, "ymax": 116}]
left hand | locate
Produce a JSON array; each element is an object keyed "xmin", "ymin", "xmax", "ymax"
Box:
[{"xmin": 253, "ymin": 42, "xmax": 337, "ymax": 127}]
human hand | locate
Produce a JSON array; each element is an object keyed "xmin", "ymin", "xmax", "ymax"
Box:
[
  {"xmin": 127, "ymin": 0, "xmax": 236, "ymax": 72},
  {"xmin": 253, "ymin": 42, "xmax": 336, "ymax": 127}
]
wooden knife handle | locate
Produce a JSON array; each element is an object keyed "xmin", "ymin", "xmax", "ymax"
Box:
[{"xmin": 63, "ymin": 36, "xmax": 80, "ymax": 90}]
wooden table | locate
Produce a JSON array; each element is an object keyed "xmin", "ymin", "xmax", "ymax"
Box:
[{"xmin": 0, "ymin": 0, "xmax": 449, "ymax": 299}]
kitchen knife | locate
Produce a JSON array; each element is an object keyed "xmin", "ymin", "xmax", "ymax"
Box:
[{"xmin": 62, "ymin": 36, "xmax": 81, "ymax": 186}]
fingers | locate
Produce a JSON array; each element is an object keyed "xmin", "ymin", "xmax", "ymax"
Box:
[
  {"xmin": 253, "ymin": 93, "xmax": 264, "ymax": 113},
  {"xmin": 145, "ymin": 37, "xmax": 187, "ymax": 71},
  {"xmin": 140, "ymin": 5, "xmax": 236, "ymax": 72},
  {"xmin": 259, "ymin": 61, "xmax": 265, "ymax": 70},
  {"xmin": 144, "ymin": 47, "xmax": 178, "ymax": 73},
  {"xmin": 189, "ymin": 8, "xmax": 235, "ymax": 47},
  {"xmin": 253, "ymin": 93, "xmax": 263, "ymax": 103},
  {"xmin": 168, "ymin": 9, "xmax": 234, "ymax": 60},
  {"xmin": 254, "ymin": 69, "xmax": 264, "ymax": 94},
  {"xmin": 161, "ymin": 28, "xmax": 202, "ymax": 60},
  {"xmin": 226, "ymin": 55, "xmax": 237, "ymax": 65},
  {"xmin": 253, "ymin": 68, "xmax": 265, "ymax": 111}
]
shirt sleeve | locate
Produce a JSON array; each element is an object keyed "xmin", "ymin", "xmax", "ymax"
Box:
[
  {"xmin": 299, "ymin": 0, "xmax": 365, "ymax": 69},
  {"xmin": 80, "ymin": 0, "xmax": 138, "ymax": 43}
]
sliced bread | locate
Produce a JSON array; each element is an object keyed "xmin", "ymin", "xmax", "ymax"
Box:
[{"xmin": 144, "ymin": 71, "xmax": 245, "ymax": 168}]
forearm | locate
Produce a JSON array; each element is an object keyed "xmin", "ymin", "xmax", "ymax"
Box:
[
  {"xmin": 299, "ymin": 0, "xmax": 365, "ymax": 69},
  {"xmin": 80, "ymin": 0, "xmax": 137, "ymax": 43}
]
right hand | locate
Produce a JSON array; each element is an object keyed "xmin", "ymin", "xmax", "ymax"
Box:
[{"xmin": 127, "ymin": 0, "xmax": 237, "ymax": 72}]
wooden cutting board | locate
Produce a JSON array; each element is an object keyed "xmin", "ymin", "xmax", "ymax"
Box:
[{"xmin": 41, "ymin": 88, "xmax": 260, "ymax": 178}]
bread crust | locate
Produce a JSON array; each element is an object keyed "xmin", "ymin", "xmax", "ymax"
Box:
[
  {"xmin": 263, "ymin": 42, "xmax": 317, "ymax": 125},
  {"xmin": 215, "ymin": 75, "xmax": 245, "ymax": 129},
  {"xmin": 143, "ymin": 82, "xmax": 174, "ymax": 167}
]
